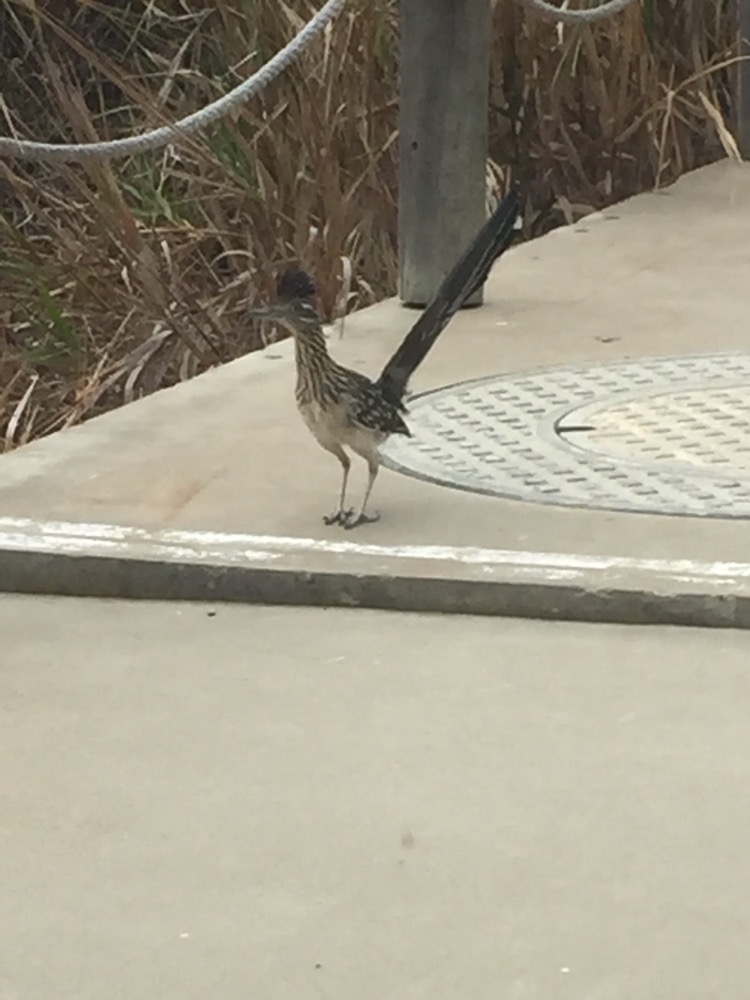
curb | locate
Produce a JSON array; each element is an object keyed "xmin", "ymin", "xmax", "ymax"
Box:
[{"xmin": 0, "ymin": 517, "xmax": 748, "ymax": 629}]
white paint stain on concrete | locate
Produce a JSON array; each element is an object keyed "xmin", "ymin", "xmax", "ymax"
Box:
[{"xmin": 0, "ymin": 516, "xmax": 747, "ymax": 589}]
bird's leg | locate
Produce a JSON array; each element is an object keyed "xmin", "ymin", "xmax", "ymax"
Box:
[
  {"xmin": 323, "ymin": 447, "xmax": 353, "ymax": 526},
  {"xmin": 344, "ymin": 455, "xmax": 381, "ymax": 529}
]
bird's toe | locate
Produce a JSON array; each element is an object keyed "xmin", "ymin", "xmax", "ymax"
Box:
[
  {"xmin": 343, "ymin": 511, "xmax": 380, "ymax": 530},
  {"xmin": 323, "ymin": 508, "xmax": 354, "ymax": 526}
]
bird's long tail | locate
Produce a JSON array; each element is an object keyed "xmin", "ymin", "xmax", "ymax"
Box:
[{"xmin": 377, "ymin": 187, "xmax": 521, "ymax": 409}]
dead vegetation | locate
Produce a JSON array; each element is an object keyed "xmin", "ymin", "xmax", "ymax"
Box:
[{"xmin": 0, "ymin": 0, "xmax": 738, "ymax": 450}]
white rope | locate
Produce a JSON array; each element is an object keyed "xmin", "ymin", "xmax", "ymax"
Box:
[
  {"xmin": 516, "ymin": 0, "xmax": 637, "ymax": 24},
  {"xmin": 0, "ymin": 0, "xmax": 347, "ymax": 163}
]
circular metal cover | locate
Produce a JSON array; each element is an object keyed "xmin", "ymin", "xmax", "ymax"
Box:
[{"xmin": 381, "ymin": 353, "xmax": 750, "ymax": 518}]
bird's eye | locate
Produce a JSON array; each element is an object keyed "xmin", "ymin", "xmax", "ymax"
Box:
[{"xmin": 297, "ymin": 301, "xmax": 319, "ymax": 323}]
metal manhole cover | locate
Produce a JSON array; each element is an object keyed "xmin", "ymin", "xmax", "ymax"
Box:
[{"xmin": 381, "ymin": 353, "xmax": 750, "ymax": 518}]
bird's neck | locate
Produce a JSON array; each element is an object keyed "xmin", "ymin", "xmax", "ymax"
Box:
[
  {"xmin": 294, "ymin": 325, "xmax": 335, "ymax": 402},
  {"xmin": 293, "ymin": 324, "xmax": 329, "ymax": 362}
]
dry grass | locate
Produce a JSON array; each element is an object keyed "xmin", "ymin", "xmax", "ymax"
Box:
[{"xmin": 0, "ymin": 0, "xmax": 738, "ymax": 450}]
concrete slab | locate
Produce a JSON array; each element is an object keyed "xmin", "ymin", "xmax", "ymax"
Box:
[
  {"xmin": 1, "ymin": 161, "xmax": 750, "ymax": 622},
  {"xmin": 3, "ymin": 595, "xmax": 750, "ymax": 999}
]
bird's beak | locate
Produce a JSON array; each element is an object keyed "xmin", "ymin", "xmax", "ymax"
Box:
[
  {"xmin": 248, "ymin": 303, "xmax": 295, "ymax": 323},
  {"xmin": 247, "ymin": 304, "xmax": 275, "ymax": 319},
  {"xmin": 247, "ymin": 303, "xmax": 297, "ymax": 337}
]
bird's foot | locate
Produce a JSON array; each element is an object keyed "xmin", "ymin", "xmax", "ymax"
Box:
[
  {"xmin": 343, "ymin": 510, "xmax": 380, "ymax": 530},
  {"xmin": 323, "ymin": 507, "xmax": 354, "ymax": 526}
]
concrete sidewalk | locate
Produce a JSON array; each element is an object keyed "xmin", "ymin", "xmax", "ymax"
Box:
[
  {"xmin": 3, "ymin": 594, "xmax": 750, "ymax": 999},
  {"xmin": 1, "ymin": 161, "xmax": 750, "ymax": 624}
]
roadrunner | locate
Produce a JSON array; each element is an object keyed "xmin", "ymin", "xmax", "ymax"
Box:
[{"xmin": 251, "ymin": 188, "xmax": 521, "ymax": 529}]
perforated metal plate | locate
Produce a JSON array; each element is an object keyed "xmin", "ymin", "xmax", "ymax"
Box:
[{"xmin": 381, "ymin": 353, "xmax": 750, "ymax": 518}]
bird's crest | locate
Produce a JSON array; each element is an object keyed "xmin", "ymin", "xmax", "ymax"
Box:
[{"xmin": 277, "ymin": 267, "xmax": 316, "ymax": 302}]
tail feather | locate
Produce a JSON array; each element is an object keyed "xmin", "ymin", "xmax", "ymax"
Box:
[{"xmin": 377, "ymin": 187, "xmax": 521, "ymax": 408}]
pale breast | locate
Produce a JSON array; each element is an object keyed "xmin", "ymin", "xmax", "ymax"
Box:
[
  {"xmin": 297, "ymin": 397, "xmax": 387, "ymax": 453},
  {"xmin": 297, "ymin": 397, "xmax": 348, "ymax": 449}
]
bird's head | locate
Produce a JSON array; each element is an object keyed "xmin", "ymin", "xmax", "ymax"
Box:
[{"xmin": 248, "ymin": 267, "xmax": 321, "ymax": 335}]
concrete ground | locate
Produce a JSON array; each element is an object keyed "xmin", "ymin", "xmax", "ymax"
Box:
[
  {"xmin": 2, "ymin": 594, "xmax": 750, "ymax": 999},
  {"xmin": 1, "ymin": 161, "xmax": 750, "ymax": 623}
]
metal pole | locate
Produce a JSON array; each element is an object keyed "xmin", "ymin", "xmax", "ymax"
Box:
[{"xmin": 398, "ymin": 0, "xmax": 493, "ymax": 306}]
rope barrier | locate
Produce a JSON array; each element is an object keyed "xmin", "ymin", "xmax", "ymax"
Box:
[
  {"xmin": 0, "ymin": 0, "xmax": 640, "ymax": 164},
  {"xmin": 0, "ymin": 0, "xmax": 346, "ymax": 163},
  {"xmin": 516, "ymin": 0, "xmax": 637, "ymax": 26}
]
